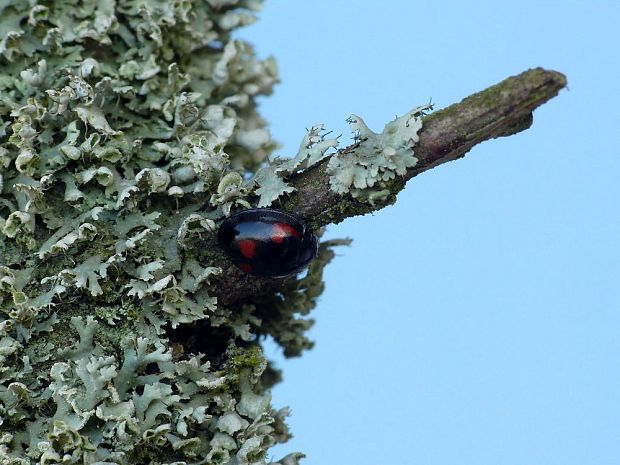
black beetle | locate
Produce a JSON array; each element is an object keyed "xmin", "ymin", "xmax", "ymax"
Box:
[{"xmin": 218, "ymin": 208, "xmax": 318, "ymax": 277}]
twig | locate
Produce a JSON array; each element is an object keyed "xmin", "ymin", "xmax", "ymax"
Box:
[{"xmin": 286, "ymin": 68, "xmax": 567, "ymax": 225}]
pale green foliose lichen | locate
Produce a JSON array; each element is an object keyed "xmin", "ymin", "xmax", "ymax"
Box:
[
  {"xmin": 248, "ymin": 125, "xmax": 339, "ymax": 208},
  {"xmin": 248, "ymin": 105, "xmax": 431, "ymax": 209},
  {"xmin": 327, "ymin": 104, "xmax": 432, "ymax": 200},
  {"xmin": 0, "ymin": 0, "xmax": 338, "ymax": 463}
]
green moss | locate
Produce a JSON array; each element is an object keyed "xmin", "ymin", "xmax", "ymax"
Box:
[{"xmin": 223, "ymin": 343, "xmax": 267, "ymax": 385}]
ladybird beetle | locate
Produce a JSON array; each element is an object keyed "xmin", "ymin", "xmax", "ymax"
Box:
[{"xmin": 218, "ymin": 208, "xmax": 318, "ymax": 277}]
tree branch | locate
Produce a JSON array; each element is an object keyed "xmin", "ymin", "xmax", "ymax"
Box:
[
  {"xmin": 211, "ymin": 67, "xmax": 567, "ymax": 305},
  {"xmin": 286, "ymin": 67, "xmax": 567, "ymax": 224}
]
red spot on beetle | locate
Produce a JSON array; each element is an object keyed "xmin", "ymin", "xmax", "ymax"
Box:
[
  {"xmin": 238, "ymin": 263, "xmax": 252, "ymax": 274},
  {"xmin": 271, "ymin": 222, "xmax": 301, "ymax": 244},
  {"xmin": 238, "ymin": 239, "xmax": 256, "ymax": 259}
]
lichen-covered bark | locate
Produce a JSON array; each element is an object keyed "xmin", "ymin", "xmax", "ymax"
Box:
[
  {"xmin": 286, "ymin": 68, "xmax": 566, "ymax": 222},
  {"xmin": 215, "ymin": 68, "xmax": 567, "ymax": 306},
  {"xmin": 0, "ymin": 1, "xmax": 311, "ymax": 463},
  {"xmin": 0, "ymin": 0, "xmax": 565, "ymax": 462}
]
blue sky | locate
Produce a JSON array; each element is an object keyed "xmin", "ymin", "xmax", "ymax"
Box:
[{"xmin": 242, "ymin": 2, "xmax": 620, "ymax": 464}]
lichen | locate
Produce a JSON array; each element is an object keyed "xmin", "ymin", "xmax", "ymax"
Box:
[
  {"xmin": 0, "ymin": 0, "xmax": 418, "ymax": 463},
  {"xmin": 247, "ymin": 106, "xmax": 432, "ymax": 212},
  {"xmin": 248, "ymin": 125, "xmax": 339, "ymax": 208},
  {"xmin": 0, "ymin": 0, "xmax": 314, "ymax": 463},
  {"xmin": 327, "ymin": 104, "xmax": 432, "ymax": 200}
]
